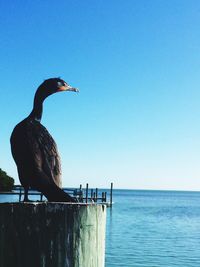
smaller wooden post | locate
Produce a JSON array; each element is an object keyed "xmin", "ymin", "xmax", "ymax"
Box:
[
  {"xmin": 105, "ymin": 192, "xmax": 107, "ymax": 202},
  {"xmin": 19, "ymin": 187, "xmax": 22, "ymax": 202},
  {"xmin": 110, "ymin": 182, "xmax": 113, "ymax": 207},
  {"xmin": 95, "ymin": 188, "xmax": 98, "ymax": 202},
  {"xmin": 91, "ymin": 189, "xmax": 93, "ymax": 201},
  {"xmin": 86, "ymin": 183, "xmax": 89, "ymax": 203},
  {"xmin": 101, "ymin": 192, "xmax": 104, "ymax": 202}
]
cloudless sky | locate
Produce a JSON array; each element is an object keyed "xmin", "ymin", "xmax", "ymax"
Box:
[{"xmin": 0, "ymin": 0, "xmax": 200, "ymax": 190}]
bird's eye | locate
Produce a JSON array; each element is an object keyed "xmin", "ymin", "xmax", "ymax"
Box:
[{"xmin": 57, "ymin": 81, "xmax": 63, "ymax": 87}]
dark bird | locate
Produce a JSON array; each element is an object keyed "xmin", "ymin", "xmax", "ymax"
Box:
[{"xmin": 10, "ymin": 78, "xmax": 79, "ymax": 202}]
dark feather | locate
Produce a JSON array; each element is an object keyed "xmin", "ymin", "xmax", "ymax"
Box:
[
  {"xmin": 26, "ymin": 120, "xmax": 61, "ymax": 187},
  {"xmin": 10, "ymin": 118, "xmax": 75, "ymax": 202}
]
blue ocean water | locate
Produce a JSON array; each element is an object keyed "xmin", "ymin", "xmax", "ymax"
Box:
[
  {"xmin": 1, "ymin": 190, "xmax": 200, "ymax": 266},
  {"xmin": 105, "ymin": 190, "xmax": 200, "ymax": 267}
]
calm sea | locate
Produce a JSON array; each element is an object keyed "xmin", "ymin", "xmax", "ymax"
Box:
[
  {"xmin": 106, "ymin": 189, "xmax": 200, "ymax": 267},
  {"xmin": 1, "ymin": 189, "xmax": 200, "ymax": 266}
]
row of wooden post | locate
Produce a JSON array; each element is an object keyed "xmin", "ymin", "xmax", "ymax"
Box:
[
  {"xmin": 16, "ymin": 182, "xmax": 114, "ymax": 205},
  {"xmin": 81, "ymin": 182, "xmax": 113, "ymax": 206}
]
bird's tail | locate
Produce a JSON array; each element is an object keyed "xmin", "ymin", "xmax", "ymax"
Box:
[{"xmin": 33, "ymin": 182, "xmax": 77, "ymax": 202}]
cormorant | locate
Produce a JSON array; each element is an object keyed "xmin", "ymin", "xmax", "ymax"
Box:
[{"xmin": 10, "ymin": 78, "xmax": 79, "ymax": 202}]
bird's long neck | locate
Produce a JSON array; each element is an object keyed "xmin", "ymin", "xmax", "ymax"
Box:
[{"xmin": 28, "ymin": 88, "xmax": 45, "ymax": 122}]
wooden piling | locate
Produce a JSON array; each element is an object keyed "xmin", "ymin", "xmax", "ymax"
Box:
[{"xmin": 0, "ymin": 202, "xmax": 106, "ymax": 267}]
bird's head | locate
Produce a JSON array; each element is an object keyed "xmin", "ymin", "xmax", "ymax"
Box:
[
  {"xmin": 31, "ymin": 78, "xmax": 79, "ymax": 120},
  {"xmin": 40, "ymin": 78, "xmax": 79, "ymax": 97}
]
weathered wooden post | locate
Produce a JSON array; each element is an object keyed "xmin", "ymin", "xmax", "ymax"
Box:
[{"xmin": 0, "ymin": 202, "xmax": 106, "ymax": 267}]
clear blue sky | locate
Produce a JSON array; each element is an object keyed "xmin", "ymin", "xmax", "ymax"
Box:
[{"xmin": 0, "ymin": 0, "xmax": 200, "ymax": 190}]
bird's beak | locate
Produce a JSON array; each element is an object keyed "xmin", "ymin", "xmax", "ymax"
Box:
[{"xmin": 58, "ymin": 83, "xmax": 79, "ymax": 93}]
